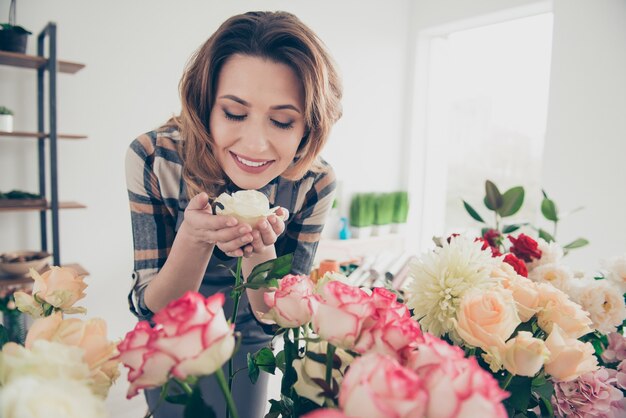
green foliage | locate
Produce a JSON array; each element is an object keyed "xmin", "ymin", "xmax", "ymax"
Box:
[
  {"xmin": 240, "ymin": 253, "xmax": 293, "ymax": 290},
  {"xmin": 349, "ymin": 193, "xmax": 376, "ymax": 227},
  {"xmin": 374, "ymin": 193, "xmax": 394, "ymax": 226},
  {"xmin": 0, "ymin": 106, "xmax": 13, "ymax": 115},
  {"xmin": 183, "ymin": 384, "xmax": 216, "ymax": 418},
  {"xmin": 248, "ymin": 347, "xmax": 277, "ymax": 384},
  {"xmin": 391, "ymin": 191, "xmax": 409, "ymax": 223},
  {"xmin": 0, "ymin": 23, "xmax": 32, "ymax": 34}
]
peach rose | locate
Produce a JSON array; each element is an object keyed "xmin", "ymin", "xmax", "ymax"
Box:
[
  {"xmin": 503, "ymin": 276, "xmax": 541, "ymax": 322},
  {"xmin": 455, "ymin": 288, "xmax": 520, "ymax": 352},
  {"xmin": 24, "ymin": 312, "xmax": 120, "ymax": 397},
  {"xmin": 544, "ymin": 324, "xmax": 598, "ymax": 382},
  {"xmin": 500, "ymin": 331, "xmax": 550, "ymax": 377},
  {"xmin": 14, "ymin": 266, "xmax": 87, "ymax": 317},
  {"xmin": 536, "ymin": 284, "xmax": 593, "ymax": 338}
]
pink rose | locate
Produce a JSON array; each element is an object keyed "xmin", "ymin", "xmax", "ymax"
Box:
[
  {"xmin": 508, "ymin": 234, "xmax": 542, "ymax": 263},
  {"xmin": 117, "ymin": 292, "xmax": 235, "ymax": 398},
  {"xmin": 354, "ymin": 308, "xmax": 423, "ymax": 362},
  {"xmin": 117, "ymin": 321, "xmax": 177, "ymax": 398},
  {"xmin": 312, "ymin": 281, "xmax": 374, "ymax": 350},
  {"xmin": 408, "ymin": 334, "xmax": 509, "ymax": 418},
  {"xmin": 339, "ymin": 353, "xmax": 428, "ymax": 418},
  {"xmin": 369, "ymin": 287, "xmax": 410, "ymax": 318},
  {"xmin": 262, "ymin": 274, "xmax": 315, "ymax": 328}
]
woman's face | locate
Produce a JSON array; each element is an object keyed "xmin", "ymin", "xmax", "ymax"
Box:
[{"xmin": 209, "ymin": 54, "xmax": 306, "ymax": 190}]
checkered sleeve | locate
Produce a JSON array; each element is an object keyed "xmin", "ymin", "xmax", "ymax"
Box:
[
  {"xmin": 277, "ymin": 162, "xmax": 337, "ymax": 275},
  {"xmin": 125, "ymin": 133, "xmax": 178, "ymax": 320}
]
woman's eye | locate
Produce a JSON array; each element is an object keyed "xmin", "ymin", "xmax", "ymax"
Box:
[
  {"xmin": 223, "ymin": 110, "xmax": 246, "ymax": 121},
  {"xmin": 271, "ymin": 119, "xmax": 294, "ymax": 130}
]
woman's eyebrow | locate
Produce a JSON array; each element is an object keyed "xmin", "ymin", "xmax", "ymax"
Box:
[{"xmin": 219, "ymin": 94, "xmax": 301, "ymax": 114}]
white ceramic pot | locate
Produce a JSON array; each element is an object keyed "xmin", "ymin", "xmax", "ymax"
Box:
[
  {"xmin": 373, "ymin": 224, "xmax": 392, "ymax": 236},
  {"xmin": 350, "ymin": 226, "xmax": 372, "ymax": 239},
  {"xmin": 0, "ymin": 114, "xmax": 13, "ymax": 132}
]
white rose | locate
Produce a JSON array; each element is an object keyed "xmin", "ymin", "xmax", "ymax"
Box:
[
  {"xmin": 602, "ymin": 255, "xmax": 626, "ymax": 294},
  {"xmin": 0, "ymin": 376, "xmax": 107, "ymax": 418},
  {"xmin": 314, "ymin": 271, "xmax": 350, "ymax": 295},
  {"xmin": 528, "ymin": 263, "xmax": 573, "ymax": 293},
  {"xmin": 0, "ymin": 340, "xmax": 91, "ymax": 386},
  {"xmin": 571, "ymin": 279, "xmax": 626, "ymax": 334},
  {"xmin": 527, "ymin": 238, "xmax": 564, "ymax": 271},
  {"xmin": 214, "ymin": 190, "xmax": 284, "ymax": 227}
]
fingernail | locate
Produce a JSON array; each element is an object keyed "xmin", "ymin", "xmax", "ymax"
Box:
[
  {"xmin": 242, "ymin": 235, "xmax": 252, "ymax": 243},
  {"xmin": 261, "ymin": 221, "xmax": 269, "ymax": 229},
  {"xmin": 227, "ymin": 218, "xmax": 238, "ymax": 227},
  {"xmin": 269, "ymin": 216, "xmax": 277, "ymax": 224},
  {"xmin": 238, "ymin": 226, "xmax": 249, "ymax": 234}
]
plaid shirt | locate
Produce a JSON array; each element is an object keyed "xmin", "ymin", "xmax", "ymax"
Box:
[{"xmin": 125, "ymin": 126, "xmax": 336, "ymax": 322}]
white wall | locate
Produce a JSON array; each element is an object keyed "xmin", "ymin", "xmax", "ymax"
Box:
[
  {"xmin": 0, "ymin": 0, "xmax": 411, "ymax": 338},
  {"xmin": 406, "ymin": 0, "xmax": 626, "ymax": 269}
]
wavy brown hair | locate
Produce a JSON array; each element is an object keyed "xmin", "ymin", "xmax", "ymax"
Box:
[{"xmin": 171, "ymin": 11, "xmax": 343, "ymax": 199}]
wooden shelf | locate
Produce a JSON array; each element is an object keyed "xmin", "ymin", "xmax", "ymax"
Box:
[
  {"xmin": 0, "ymin": 50, "xmax": 85, "ymax": 74},
  {"xmin": 0, "ymin": 131, "xmax": 87, "ymax": 140},
  {"xmin": 0, "ymin": 263, "xmax": 90, "ymax": 289},
  {"xmin": 0, "ymin": 201, "xmax": 86, "ymax": 213}
]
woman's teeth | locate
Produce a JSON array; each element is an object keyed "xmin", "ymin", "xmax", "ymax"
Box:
[{"xmin": 236, "ymin": 155, "xmax": 270, "ymax": 167}]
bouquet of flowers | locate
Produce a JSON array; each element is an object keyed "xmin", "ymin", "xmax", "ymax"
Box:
[
  {"xmin": 403, "ymin": 180, "xmax": 626, "ymax": 417},
  {"xmin": 0, "ymin": 266, "xmax": 121, "ymax": 418}
]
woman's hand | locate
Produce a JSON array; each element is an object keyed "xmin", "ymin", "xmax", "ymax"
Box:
[
  {"xmin": 180, "ymin": 193, "xmax": 254, "ymax": 255},
  {"xmin": 241, "ymin": 207, "xmax": 289, "ymax": 257}
]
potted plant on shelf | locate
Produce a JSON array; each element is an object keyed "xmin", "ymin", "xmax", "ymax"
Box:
[
  {"xmin": 349, "ymin": 192, "xmax": 376, "ymax": 238},
  {"xmin": 373, "ymin": 192, "xmax": 394, "ymax": 236},
  {"xmin": 0, "ymin": 106, "xmax": 13, "ymax": 132},
  {"xmin": 390, "ymin": 190, "xmax": 409, "ymax": 234},
  {"xmin": 0, "ymin": 0, "xmax": 32, "ymax": 54}
]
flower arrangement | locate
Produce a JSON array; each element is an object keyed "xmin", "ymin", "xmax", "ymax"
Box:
[
  {"xmin": 403, "ymin": 180, "xmax": 626, "ymax": 417},
  {"xmin": 0, "ymin": 266, "xmax": 120, "ymax": 418}
]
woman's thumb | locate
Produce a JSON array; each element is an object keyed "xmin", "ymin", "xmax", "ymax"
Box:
[{"xmin": 188, "ymin": 192, "xmax": 210, "ymax": 210}]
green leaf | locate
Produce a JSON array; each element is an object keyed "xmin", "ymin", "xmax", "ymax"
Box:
[
  {"xmin": 541, "ymin": 198, "xmax": 559, "ymax": 222},
  {"xmin": 165, "ymin": 393, "xmax": 191, "ymax": 405},
  {"xmin": 502, "ymin": 224, "xmax": 523, "ymax": 234},
  {"xmin": 538, "ymin": 228, "xmax": 555, "ymax": 243},
  {"xmin": 484, "ymin": 180, "xmax": 504, "ymax": 211},
  {"xmin": 183, "ymin": 385, "xmax": 216, "ymax": 418},
  {"xmin": 275, "ymin": 350, "xmax": 286, "ymax": 374},
  {"xmin": 498, "ymin": 186, "xmax": 525, "ymax": 217},
  {"xmin": 463, "ymin": 200, "xmax": 485, "ymax": 223},
  {"xmin": 255, "ymin": 347, "xmax": 277, "ymax": 375},
  {"xmin": 246, "ymin": 253, "xmax": 294, "ymax": 289},
  {"xmin": 563, "ymin": 238, "xmax": 589, "ymax": 249},
  {"xmin": 537, "ymin": 393, "xmax": 554, "ymax": 417},
  {"xmin": 0, "ymin": 325, "xmax": 8, "ymax": 347},
  {"xmin": 532, "ymin": 379, "xmax": 554, "ymax": 400},
  {"xmin": 506, "ymin": 376, "xmax": 532, "ymax": 411},
  {"xmin": 247, "ymin": 353, "xmax": 260, "ymax": 384}
]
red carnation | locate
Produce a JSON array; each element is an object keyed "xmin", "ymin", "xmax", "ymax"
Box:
[
  {"xmin": 483, "ymin": 229, "xmax": 501, "ymax": 248},
  {"xmin": 508, "ymin": 234, "xmax": 542, "ymax": 263},
  {"xmin": 503, "ymin": 253, "xmax": 528, "ymax": 277},
  {"xmin": 475, "ymin": 237, "xmax": 502, "ymax": 257}
]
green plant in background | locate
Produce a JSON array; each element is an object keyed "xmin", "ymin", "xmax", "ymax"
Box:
[
  {"xmin": 0, "ymin": 106, "xmax": 13, "ymax": 115},
  {"xmin": 462, "ymin": 179, "xmax": 588, "ymax": 253},
  {"xmin": 374, "ymin": 193, "xmax": 394, "ymax": 226},
  {"xmin": 349, "ymin": 193, "xmax": 376, "ymax": 228},
  {"xmin": 391, "ymin": 191, "xmax": 409, "ymax": 224}
]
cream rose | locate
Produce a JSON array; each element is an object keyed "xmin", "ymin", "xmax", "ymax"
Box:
[
  {"xmin": 24, "ymin": 312, "xmax": 120, "ymax": 397},
  {"xmin": 0, "ymin": 340, "xmax": 91, "ymax": 385},
  {"xmin": 214, "ymin": 190, "xmax": 285, "ymax": 227},
  {"xmin": 500, "ymin": 331, "xmax": 550, "ymax": 377},
  {"xmin": 314, "ymin": 271, "xmax": 350, "ymax": 295},
  {"xmin": 526, "ymin": 238, "xmax": 564, "ymax": 271},
  {"xmin": 455, "ymin": 288, "xmax": 521, "ymax": 352},
  {"xmin": 603, "ymin": 254, "xmax": 626, "ymax": 293},
  {"xmin": 544, "ymin": 324, "xmax": 598, "ymax": 382},
  {"xmin": 0, "ymin": 376, "xmax": 107, "ymax": 418},
  {"xmin": 536, "ymin": 283, "xmax": 593, "ymax": 338},
  {"xmin": 14, "ymin": 266, "xmax": 87, "ymax": 317},
  {"xmin": 571, "ymin": 279, "xmax": 626, "ymax": 335},
  {"xmin": 293, "ymin": 339, "xmax": 354, "ymax": 405},
  {"xmin": 528, "ymin": 263, "xmax": 573, "ymax": 293}
]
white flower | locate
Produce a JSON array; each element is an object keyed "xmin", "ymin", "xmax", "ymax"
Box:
[
  {"xmin": 214, "ymin": 190, "xmax": 284, "ymax": 227},
  {"xmin": 0, "ymin": 340, "xmax": 91, "ymax": 386},
  {"xmin": 528, "ymin": 263, "xmax": 573, "ymax": 293},
  {"xmin": 526, "ymin": 238, "xmax": 564, "ymax": 271},
  {"xmin": 602, "ymin": 254, "xmax": 626, "ymax": 294},
  {"xmin": 571, "ymin": 279, "xmax": 626, "ymax": 334},
  {"xmin": 405, "ymin": 235, "xmax": 500, "ymax": 339},
  {"xmin": 314, "ymin": 271, "xmax": 350, "ymax": 295},
  {"xmin": 0, "ymin": 376, "xmax": 107, "ymax": 418}
]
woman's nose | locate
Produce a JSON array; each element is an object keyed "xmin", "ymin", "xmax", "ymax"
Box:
[{"xmin": 241, "ymin": 118, "xmax": 270, "ymax": 153}]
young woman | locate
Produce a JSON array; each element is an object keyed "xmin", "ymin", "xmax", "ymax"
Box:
[{"xmin": 125, "ymin": 11, "xmax": 342, "ymax": 418}]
